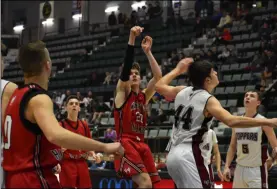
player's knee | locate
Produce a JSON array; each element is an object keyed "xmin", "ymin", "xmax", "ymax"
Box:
[
  {"xmin": 133, "ymin": 173, "xmax": 152, "ymax": 188},
  {"xmin": 140, "ymin": 180, "xmax": 152, "ymax": 188}
]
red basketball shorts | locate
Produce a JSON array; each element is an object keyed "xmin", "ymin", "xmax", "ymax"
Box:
[
  {"xmin": 59, "ymin": 159, "xmax": 91, "ymax": 188},
  {"xmin": 114, "ymin": 137, "xmax": 161, "ymax": 183},
  {"xmin": 5, "ymin": 169, "xmax": 61, "ymax": 188}
]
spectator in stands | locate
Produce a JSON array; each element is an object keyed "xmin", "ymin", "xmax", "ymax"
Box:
[
  {"xmin": 153, "ymin": 1, "xmax": 163, "ymax": 18},
  {"xmin": 104, "ymin": 154, "xmax": 115, "ymax": 170},
  {"xmin": 207, "ymin": 0, "xmax": 214, "ymax": 16},
  {"xmin": 170, "ymin": 50, "xmax": 179, "ymax": 65},
  {"xmin": 108, "ymin": 12, "xmax": 117, "ymax": 26},
  {"xmin": 259, "ymin": 18, "xmax": 272, "ymax": 41},
  {"xmin": 205, "ymin": 49, "xmax": 217, "ymax": 62},
  {"xmin": 137, "ymin": 6, "xmax": 147, "ymax": 21},
  {"xmin": 147, "ymin": 3, "xmax": 155, "ymax": 19},
  {"xmin": 104, "ymin": 127, "xmax": 117, "ymax": 143},
  {"xmin": 91, "ymin": 98, "xmax": 110, "ymax": 124},
  {"xmin": 54, "ymin": 91, "xmax": 63, "ymax": 108},
  {"xmin": 140, "ymin": 75, "xmax": 148, "ymax": 89},
  {"xmin": 218, "ymin": 47, "xmax": 231, "ymax": 61},
  {"xmin": 130, "ymin": 11, "xmax": 138, "ymax": 26},
  {"xmin": 90, "ymin": 153, "xmax": 106, "ymax": 170},
  {"xmin": 194, "ymin": 17, "xmax": 205, "ymax": 38},
  {"xmin": 217, "ymin": 10, "xmax": 232, "ymax": 29},
  {"xmin": 83, "ymin": 91, "xmax": 93, "ymax": 108},
  {"xmin": 118, "ymin": 12, "xmax": 124, "ymax": 24},
  {"xmin": 167, "ymin": 12, "xmax": 177, "ymax": 29},
  {"xmin": 148, "ymin": 108, "xmax": 166, "ymax": 125},
  {"xmin": 103, "ymin": 72, "xmax": 112, "ymax": 85},
  {"xmin": 261, "ymin": 47, "xmax": 277, "ymax": 90},
  {"xmin": 194, "ymin": 0, "xmax": 202, "ymax": 17},
  {"xmin": 62, "ymin": 90, "xmax": 71, "ymax": 105}
]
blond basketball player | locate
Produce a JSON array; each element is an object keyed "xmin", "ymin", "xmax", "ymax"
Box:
[
  {"xmin": 155, "ymin": 58, "xmax": 277, "ymax": 188},
  {"xmin": 1, "ymin": 46, "xmax": 18, "ymax": 188},
  {"xmin": 223, "ymin": 90, "xmax": 277, "ymax": 189}
]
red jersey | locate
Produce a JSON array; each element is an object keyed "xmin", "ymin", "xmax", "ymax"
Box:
[
  {"xmin": 59, "ymin": 119, "xmax": 91, "ymax": 160},
  {"xmin": 2, "ymin": 83, "xmax": 62, "ymax": 172},
  {"xmin": 114, "ymin": 91, "xmax": 147, "ymax": 141}
]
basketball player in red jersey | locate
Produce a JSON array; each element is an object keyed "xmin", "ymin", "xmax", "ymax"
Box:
[
  {"xmin": 2, "ymin": 40, "xmax": 124, "ymax": 188},
  {"xmin": 59, "ymin": 95, "xmax": 95, "ymax": 189},
  {"xmin": 114, "ymin": 26, "xmax": 162, "ymax": 188}
]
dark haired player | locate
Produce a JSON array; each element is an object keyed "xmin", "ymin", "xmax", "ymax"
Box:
[
  {"xmin": 2, "ymin": 40, "xmax": 123, "ymax": 188},
  {"xmin": 114, "ymin": 26, "xmax": 162, "ymax": 188},
  {"xmin": 155, "ymin": 58, "xmax": 277, "ymax": 188},
  {"xmin": 59, "ymin": 95, "xmax": 95, "ymax": 189}
]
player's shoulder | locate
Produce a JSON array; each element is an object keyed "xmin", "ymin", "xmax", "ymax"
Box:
[
  {"xmin": 2, "ymin": 80, "xmax": 17, "ymax": 95},
  {"xmin": 28, "ymin": 93, "xmax": 52, "ymax": 108},
  {"xmin": 255, "ymin": 113, "xmax": 265, "ymax": 119}
]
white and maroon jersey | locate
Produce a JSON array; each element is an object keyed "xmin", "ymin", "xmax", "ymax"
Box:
[
  {"xmin": 200, "ymin": 129, "xmax": 218, "ymax": 165},
  {"xmin": 235, "ymin": 113, "xmax": 268, "ymax": 167},
  {"xmin": 170, "ymin": 86, "xmax": 213, "ymax": 147}
]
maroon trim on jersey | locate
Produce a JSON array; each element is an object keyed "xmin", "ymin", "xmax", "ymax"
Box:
[
  {"xmin": 114, "ymin": 91, "xmax": 133, "ymax": 110},
  {"xmin": 33, "ymin": 135, "xmax": 49, "ymax": 189},
  {"xmin": 192, "ymin": 140, "xmax": 211, "ymax": 189},
  {"xmin": 260, "ymin": 144, "xmax": 268, "ymax": 189},
  {"xmin": 260, "ymin": 164, "xmax": 267, "ymax": 189},
  {"xmin": 191, "ymin": 116, "xmax": 212, "ymax": 189}
]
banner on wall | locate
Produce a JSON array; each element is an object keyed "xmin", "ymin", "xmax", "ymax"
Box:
[
  {"xmin": 39, "ymin": 1, "xmax": 54, "ymax": 20},
  {"xmin": 72, "ymin": 0, "xmax": 82, "ymax": 15}
]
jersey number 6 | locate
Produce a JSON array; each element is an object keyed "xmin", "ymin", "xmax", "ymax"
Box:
[
  {"xmin": 3, "ymin": 115, "xmax": 12, "ymax": 149},
  {"xmin": 174, "ymin": 105, "xmax": 193, "ymax": 130}
]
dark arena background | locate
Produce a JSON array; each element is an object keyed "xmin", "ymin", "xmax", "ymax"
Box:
[{"xmin": 1, "ymin": 0, "xmax": 277, "ymax": 188}]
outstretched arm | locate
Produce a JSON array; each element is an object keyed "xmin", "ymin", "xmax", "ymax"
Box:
[
  {"xmin": 155, "ymin": 58, "xmax": 193, "ymax": 100},
  {"xmin": 206, "ymin": 97, "xmax": 277, "ymax": 128},
  {"xmin": 141, "ymin": 36, "xmax": 162, "ymax": 104},
  {"xmin": 114, "ymin": 26, "xmax": 144, "ymax": 108},
  {"xmin": 27, "ymin": 94, "xmax": 124, "ymax": 155}
]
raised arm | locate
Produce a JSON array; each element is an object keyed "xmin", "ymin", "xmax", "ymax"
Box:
[
  {"xmin": 114, "ymin": 26, "xmax": 144, "ymax": 108},
  {"xmin": 223, "ymin": 129, "xmax": 237, "ymax": 182},
  {"xmin": 27, "ymin": 94, "xmax": 124, "ymax": 155},
  {"xmin": 206, "ymin": 97, "xmax": 277, "ymax": 128},
  {"xmin": 141, "ymin": 36, "xmax": 162, "ymax": 104},
  {"xmin": 155, "ymin": 58, "xmax": 193, "ymax": 100}
]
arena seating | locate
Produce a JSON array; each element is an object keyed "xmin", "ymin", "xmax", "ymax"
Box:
[{"xmin": 3, "ymin": 4, "xmax": 277, "ymax": 172}]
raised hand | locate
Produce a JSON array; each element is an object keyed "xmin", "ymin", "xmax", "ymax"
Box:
[
  {"xmin": 141, "ymin": 36, "xmax": 153, "ymax": 54},
  {"xmin": 175, "ymin": 58, "xmax": 194, "ymax": 74},
  {"xmin": 130, "ymin": 26, "xmax": 144, "ymax": 38}
]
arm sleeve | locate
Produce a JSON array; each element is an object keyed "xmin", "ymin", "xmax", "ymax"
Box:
[{"xmin": 120, "ymin": 45, "xmax": 135, "ymax": 81}]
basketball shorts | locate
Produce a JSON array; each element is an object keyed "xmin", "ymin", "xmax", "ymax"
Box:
[
  {"xmin": 5, "ymin": 169, "xmax": 61, "ymax": 188},
  {"xmin": 59, "ymin": 159, "xmax": 91, "ymax": 188},
  {"xmin": 114, "ymin": 137, "xmax": 161, "ymax": 183},
  {"xmin": 233, "ymin": 164, "xmax": 268, "ymax": 188},
  {"xmin": 166, "ymin": 143, "xmax": 213, "ymax": 188}
]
